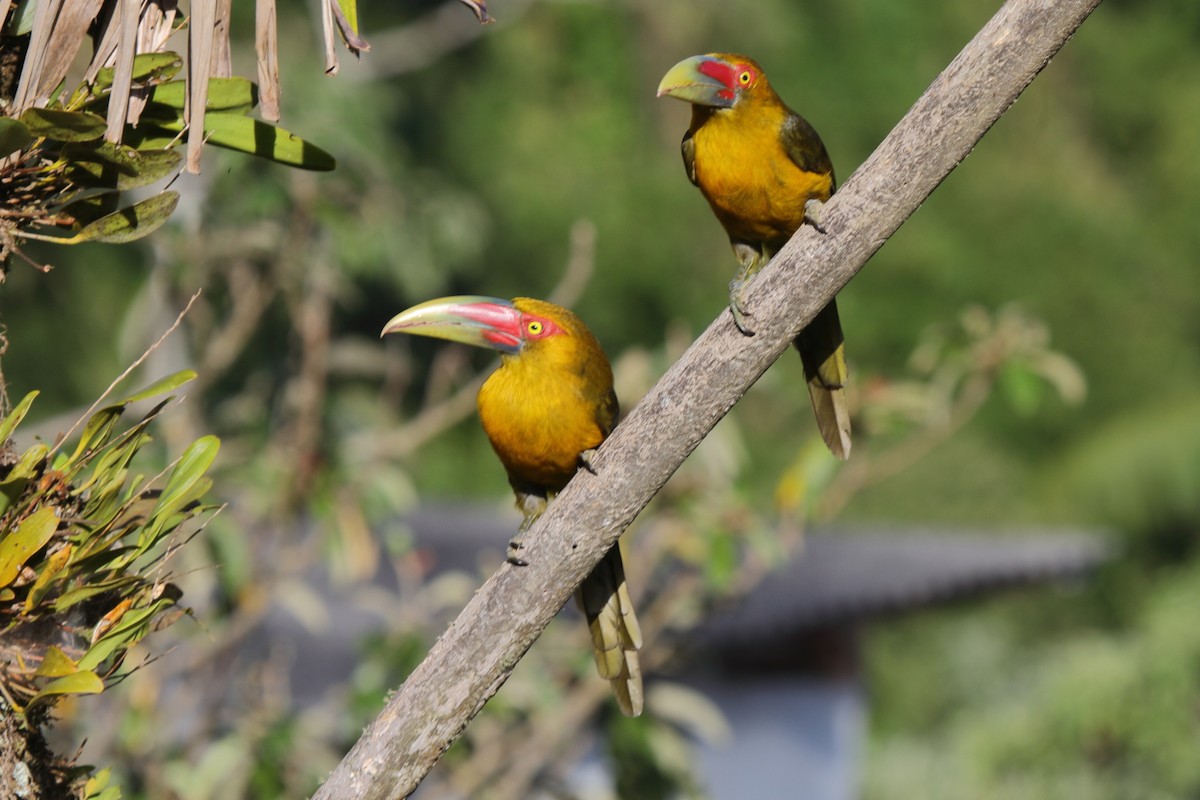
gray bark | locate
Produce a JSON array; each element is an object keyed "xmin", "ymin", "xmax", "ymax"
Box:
[{"xmin": 312, "ymin": 0, "xmax": 1104, "ymax": 796}]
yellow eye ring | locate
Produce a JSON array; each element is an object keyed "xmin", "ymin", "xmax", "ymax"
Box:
[
  {"xmin": 738, "ymin": 70, "xmax": 752, "ymax": 85},
  {"xmin": 527, "ymin": 320, "xmax": 544, "ymax": 335}
]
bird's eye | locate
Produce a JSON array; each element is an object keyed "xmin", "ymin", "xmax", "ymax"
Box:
[
  {"xmin": 526, "ymin": 320, "xmax": 544, "ymax": 336},
  {"xmin": 739, "ymin": 70, "xmax": 752, "ymax": 85}
]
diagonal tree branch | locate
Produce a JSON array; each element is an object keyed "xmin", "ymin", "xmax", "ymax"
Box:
[{"xmin": 313, "ymin": 0, "xmax": 1103, "ymax": 796}]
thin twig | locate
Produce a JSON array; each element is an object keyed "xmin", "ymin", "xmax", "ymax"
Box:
[{"xmin": 50, "ymin": 290, "xmax": 201, "ymax": 455}]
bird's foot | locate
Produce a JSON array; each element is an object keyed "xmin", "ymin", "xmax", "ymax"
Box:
[
  {"xmin": 507, "ymin": 535, "xmax": 530, "ymax": 567},
  {"xmin": 804, "ymin": 199, "xmax": 828, "ymax": 234},
  {"xmin": 509, "ymin": 499, "xmax": 544, "ymax": 567},
  {"xmin": 579, "ymin": 448, "xmax": 600, "ymax": 475},
  {"xmin": 728, "ymin": 278, "xmax": 755, "ymax": 336}
]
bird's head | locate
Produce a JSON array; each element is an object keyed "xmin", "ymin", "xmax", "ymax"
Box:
[
  {"xmin": 381, "ymin": 296, "xmax": 594, "ymax": 366},
  {"xmin": 656, "ymin": 53, "xmax": 771, "ymax": 110}
]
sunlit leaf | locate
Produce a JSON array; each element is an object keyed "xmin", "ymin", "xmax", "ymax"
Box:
[
  {"xmin": 0, "ymin": 390, "xmax": 39, "ymax": 443},
  {"xmin": 120, "ymin": 127, "xmax": 182, "ymax": 151},
  {"xmin": 85, "ymin": 768, "xmax": 121, "ymax": 800},
  {"xmin": 152, "ymin": 436, "xmax": 219, "ymax": 524},
  {"xmin": 19, "ymin": 108, "xmax": 106, "ymax": 142},
  {"xmin": 0, "ymin": 506, "xmax": 60, "ymax": 587},
  {"xmin": 93, "ymin": 52, "xmax": 183, "ymax": 91},
  {"xmin": 26, "ymin": 669, "xmax": 104, "ymax": 709},
  {"xmin": 34, "ymin": 645, "xmax": 79, "ymax": 678},
  {"xmin": 337, "ymin": 0, "xmax": 360, "ymax": 33},
  {"xmin": 208, "ymin": 115, "xmax": 335, "ymax": 170},
  {"xmin": 116, "ymin": 370, "xmax": 197, "ymax": 406},
  {"xmin": 149, "ymin": 77, "xmax": 258, "ymax": 114},
  {"xmin": 8, "ymin": 444, "xmax": 48, "ymax": 480},
  {"xmin": 0, "ymin": 117, "xmax": 33, "ymax": 158},
  {"xmin": 332, "ymin": 0, "xmax": 370, "ymax": 53},
  {"xmin": 63, "ymin": 191, "xmax": 179, "ymax": 245},
  {"xmin": 146, "ymin": 112, "xmax": 335, "ymax": 170}
]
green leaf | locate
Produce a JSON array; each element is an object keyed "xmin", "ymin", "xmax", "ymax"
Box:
[
  {"xmin": 119, "ymin": 127, "xmax": 182, "ymax": 151},
  {"xmin": 26, "ymin": 669, "xmax": 104, "ymax": 709},
  {"xmin": 63, "ymin": 191, "xmax": 179, "ymax": 245},
  {"xmin": 9, "ymin": 443, "xmax": 48, "ymax": 480},
  {"xmin": 148, "ymin": 112, "xmax": 335, "ymax": 171},
  {"xmin": 206, "ymin": 115, "xmax": 335, "ymax": 170},
  {"xmin": 61, "ymin": 192, "xmax": 122, "ymax": 228},
  {"xmin": 85, "ymin": 768, "xmax": 121, "ymax": 800},
  {"xmin": 116, "ymin": 369, "xmax": 197, "ymax": 406},
  {"xmin": 0, "ymin": 506, "xmax": 60, "ymax": 587},
  {"xmin": 24, "ymin": 543, "xmax": 72, "ymax": 613},
  {"xmin": 84, "ymin": 767, "xmax": 115, "ymax": 800},
  {"xmin": 0, "ymin": 476, "xmax": 29, "ymax": 518},
  {"xmin": 114, "ymin": 148, "xmax": 182, "ymax": 190},
  {"xmin": 93, "ymin": 52, "xmax": 183, "ymax": 91},
  {"xmin": 63, "ymin": 142, "xmax": 182, "ymax": 191},
  {"xmin": 34, "ymin": 645, "xmax": 79, "ymax": 678},
  {"xmin": 66, "ymin": 406, "xmax": 124, "ymax": 467},
  {"xmin": 53, "ymin": 575, "xmax": 138, "ymax": 613},
  {"xmin": 149, "ymin": 77, "xmax": 258, "ymax": 114},
  {"xmin": 78, "ymin": 601, "xmax": 173, "ymax": 671},
  {"xmin": 87, "ymin": 783, "xmax": 122, "ymax": 800},
  {"xmin": 153, "ymin": 436, "xmax": 219, "ymax": 523},
  {"xmin": 0, "ymin": 117, "xmax": 33, "ymax": 158},
  {"xmin": 3, "ymin": 0, "xmax": 36, "ymax": 35},
  {"xmin": 19, "ymin": 108, "xmax": 106, "ymax": 142},
  {"xmin": 337, "ymin": 0, "xmax": 360, "ymax": 33},
  {"xmin": 0, "ymin": 390, "xmax": 39, "ymax": 443}
]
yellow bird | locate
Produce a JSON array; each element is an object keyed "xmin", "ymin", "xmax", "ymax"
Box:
[
  {"xmin": 659, "ymin": 53, "xmax": 851, "ymax": 458},
  {"xmin": 382, "ymin": 296, "xmax": 643, "ymax": 716}
]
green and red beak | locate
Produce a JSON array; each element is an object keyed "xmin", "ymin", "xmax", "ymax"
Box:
[
  {"xmin": 657, "ymin": 54, "xmax": 738, "ymax": 108},
  {"xmin": 381, "ymin": 295, "xmax": 523, "ymax": 354}
]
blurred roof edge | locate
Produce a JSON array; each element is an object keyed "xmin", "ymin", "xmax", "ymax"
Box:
[{"xmin": 403, "ymin": 505, "xmax": 1115, "ymax": 639}]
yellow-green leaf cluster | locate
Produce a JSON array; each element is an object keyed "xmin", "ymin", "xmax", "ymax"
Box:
[{"xmin": 0, "ymin": 372, "xmax": 218, "ymax": 718}]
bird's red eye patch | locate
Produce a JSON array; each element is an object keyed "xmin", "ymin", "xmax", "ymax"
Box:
[{"xmin": 521, "ymin": 314, "xmax": 560, "ymax": 340}]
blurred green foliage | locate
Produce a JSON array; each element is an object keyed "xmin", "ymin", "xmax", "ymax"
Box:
[{"xmin": 2, "ymin": 0, "xmax": 1199, "ymax": 797}]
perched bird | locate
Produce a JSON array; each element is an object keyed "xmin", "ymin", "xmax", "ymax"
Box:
[
  {"xmin": 382, "ymin": 296, "xmax": 643, "ymax": 716},
  {"xmin": 657, "ymin": 53, "xmax": 851, "ymax": 459}
]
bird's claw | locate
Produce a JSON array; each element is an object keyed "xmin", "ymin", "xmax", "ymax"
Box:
[
  {"xmin": 507, "ymin": 536, "xmax": 530, "ymax": 567},
  {"xmin": 579, "ymin": 448, "xmax": 600, "ymax": 475},
  {"xmin": 728, "ymin": 279, "xmax": 755, "ymax": 336},
  {"xmin": 804, "ymin": 199, "xmax": 828, "ymax": 234}
]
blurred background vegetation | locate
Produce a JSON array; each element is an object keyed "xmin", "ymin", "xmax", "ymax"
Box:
[{"xmin": 3, "ymin": 0, "xmax": 1200, "ymax": 797}]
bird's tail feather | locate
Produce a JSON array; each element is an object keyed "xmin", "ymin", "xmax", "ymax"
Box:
[
  {"xmin": 795, "ymin": 299, "xmax": 852, "ymax": 459},
  {"xmin": 576, "ymin": 545, "xmax": 644, "ymax": 717}
]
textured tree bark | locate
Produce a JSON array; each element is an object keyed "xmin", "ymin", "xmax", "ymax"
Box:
[
  {"xmin": 0, "ymin": 706, "xmax": 76, "ymax": 800},
  {"xmin": 313, "ymin": 0, "xmax": 1104, "ymax": 797}
]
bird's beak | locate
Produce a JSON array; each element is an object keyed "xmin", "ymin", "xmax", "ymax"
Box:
[
  {"xmin": 381, "ymin": 295, "xmax": 523, "ymax": 354},
  {"xmin": 656, "ymin": 55, "xmax": 736, "ymax": 108}
]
